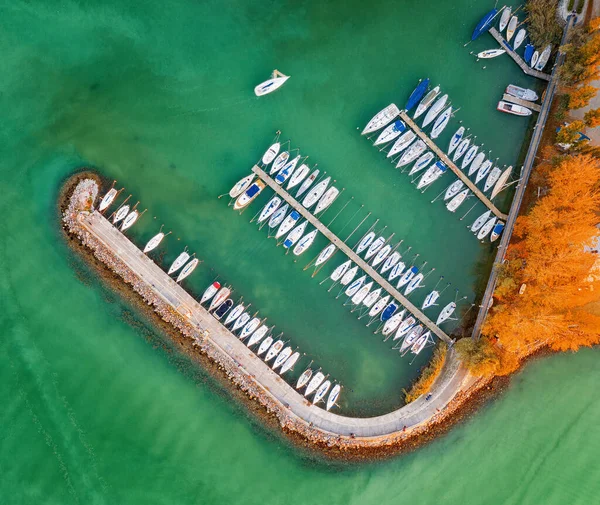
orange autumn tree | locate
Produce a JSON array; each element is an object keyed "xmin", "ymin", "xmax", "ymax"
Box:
[{"xmin": 479, "ymin": 155, "xmax": 600, "ymax": 374}]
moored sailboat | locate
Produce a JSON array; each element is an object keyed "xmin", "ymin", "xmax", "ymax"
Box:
[
  {"xmin": 176, "ymin": 258, "xmax": 199, "ymax": 283},
  {"xmin": 168, "ymin": 251, "xmax": 190, "ymax": 275},
  {"xmin": 362, "ymin": 104, "xmax": 401, "ymax": 135},
  {"xmin": 144, "ymin": 232, "xmax": 165, "ymax": 253}
]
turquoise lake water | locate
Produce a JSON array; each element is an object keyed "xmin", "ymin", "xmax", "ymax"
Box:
[{"xmin": 2, "ymin": 0, "xmax": 597, "ymax": 503}]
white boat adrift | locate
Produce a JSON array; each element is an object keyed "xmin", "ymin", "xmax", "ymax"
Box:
[{"xmin": 254, "ymin": 70, "xmax": 290, "ymax": 96}]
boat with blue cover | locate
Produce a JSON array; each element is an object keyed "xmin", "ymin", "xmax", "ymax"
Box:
[
  {"xmin": 374, "ymin": 120, "xmax": 407, "ymax": 145},
  {"xmin": 471, "ymin": 8, "xmax": 498, "ymax": 40},
  {"xmin": 405, "ymin": 78, "xmax": 430, "ymax": 111},
  {"xmin": 524, "ymin": 44, "xmax": 534, "ymax": 64},
  {"xmin": 397, "ymin": 266, "xmax": 418, "ymax": 288},
  {"xmin": 490, "ymin": 222, "xmax": 505, "ymax": 242},
  {"xmin": 380, "ymin": 301, "xmax": 399, "ymax": 321}
]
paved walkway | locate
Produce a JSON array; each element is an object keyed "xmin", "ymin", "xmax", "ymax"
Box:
[
  {"xmin": 78, "ymin": 209, "xmax": 469, "ymax": 438},
  {"xmin": 252, "ymin": 165, "xmax": 452, "ymax": 344}
]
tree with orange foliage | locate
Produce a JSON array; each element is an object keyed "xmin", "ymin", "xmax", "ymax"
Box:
[
  {"xmin": 476, "ymin": 155, "xmax": 600, "ymax": 376},
  {"xmin": 569, "ymin": 86, "xmax": 597, "ymax": 109},
  {"xmin": 584, "ymin": 108, "xmax": 600, "ymax": 128},
  {"xmin": 556, "ymin": 120, "xmax": 587, "ymax": 144}
]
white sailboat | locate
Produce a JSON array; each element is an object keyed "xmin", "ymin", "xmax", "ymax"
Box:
[
  {"xmin": 272, "ymin": 346, "xmax": 293, "ymax": 370},
  {"xmin": 374, "ymin": 120, "xmax": 406, "ymax": 145},
  {"xmin": 296, "ymin": 169, "xmax": 320, "ymax": 198},
  {"xmin": 477, "ymin": 48, "xmax": 506, "ymax": 59},
  {"xmin": 461, "ymin": 145, "xmax": 479, "ymax": 170},
  {"xmin": 326, "ymin": 384, "xmax": 341, "ymax": 411},
  {"xmin": 422, "ymin": 290, "xmax": 439, "ymax": 309},
  {"xmin": 417, "ymin": 161, "xmax": 447, "ymax": 190},
  {"xmin": 411, "ymin": 332, "xmax": 430, "ymax": 355},
  {"xmin": 475, "ymin": 161, "xmax": 493, "ymax": 184},
  {"xmin": 262, "ymin": 142, "xmax": 280, "ymax": 165},
  {"xmin": 422, "ymin": 94, "xmax": 448, "ymax": 127},
  {"xmin": 345, "ymin": 275, "xmax": 366, "ymax": 297},
  {"xmin": 395, "ymin": 317, "xmax": 417, "ymax": 341},
  {"xmin": 400, "ymin": 325, "xmax": 424, "ymax": 353},
  {"xmin": 280, "ymin": 352, "xmax": 300, "ymax": 374},
  {"xmin": 257, "ymin": 336, "xmax": 274, "ymax": 357},
  {"xmin": 408, "ymin": 152, "xmax": 435, "ymax": 176},
  {"xmin": 362, "ymin": 287, "xmax": 382, "ymax": 308},
  {"xmin": 436, "ymin": 302, "xmax": 456, "ymax": 325},
  {"xmin": 113, "ymin": 205, "xmax": 129, "ymax": 224},
  {"xmin": 176, "ymin": 258, "xmax": 199, "ymax": 283},
  {"xmin": 303, "ymin": 177, "xmax": 331, "ymax": 209},
  {"xmin": 491, "ymin": 166, "xmax": 513, "ymax": 199},
  {"xmin": 268, "ymin": 204, "xmax": 289, "ymax": 229},
  {"xmin": 314, "ymin": 186, "xmax": 339, "ymax": 214},
  {"xmin": 381, "ymin": 251, "xmax": 401, "ymax": 273},
  {"xmin": 330, "ymin": 260, "xmax": 351, "ymax": 281},
  {"xmin": 513, "ymin": 29, "xmax": 527, "ymax": 49},
  {"xmin": 144, "ymin": 232, "xmax": 165, "ymax": 253},
  {"xmin": 296, "ymin": 368, "xmax": 313, "ymax": 390},
  {"xmin": 364, "ymin": 236, "xmax": 386, "ymax": 260},
  {"xmin": 448, "ymin": 126, "xmax": 465, "ymax": 154},
  {"xmin": 351, "ymin": 282, "xmax": 374, "ymax": 305},
  {"xmin": 168, "ymin": 251, "xmax": 190, "ymax": 275},
  {"xmin": 315, "ymin": 243, "xmax": 336, "ymax": 266},
  {"xmin": 535, "ymin": 45, "xmax": 551, "ymax": 71},
  {"xmin": 368, "ymin": 295, "xmax": 390, "ymax": 318},
  {"xmin": 313, "ymin": 380, "xmax": 332, "ymax": 405},
  {"xmin": 239, "ymin": 317, "xmax": 261, "ymax": 341},
  {"xmin": 362, "ymin": 104, "xmax": 401, "ymax": 135},
  {"xmin": 446, "ymin": 189, "xmax": 469, "ymax": 212},
  {"xmin": 209, "ymin": 287, "xmax": 231, "ymax": 312},
  {"xmin": 382, "ymin": 310, "xmax": 406, "ymax": 336},
  {"xmin": 293, "ymin": 229, "xmax": 318, "ymax": 255},
  {"xmin": 356, "ymin": 232, "xmax": 375, "ymax": 254},
  {"xmin": 453, "ymin": 138, "xmax": 470, "ymax": 162},
  {"xmin": 254, "ymin": 70, "xmax": 290, "ymax": 96},
  {"xmin": 121, "ymin": 209, "xmax": 139, "ymax": 231},
  {"xmin": 372, "ymin": 244, "xmax": 392, "ymax": 267},
  {"xmin": 340, "ymin": 265, "xmax": 359, "ymax": 286},
  {"xmin": 247, "ymin": 325, "xmax": 269, "ymax": 347},
  {"xmin": 499, "ymin": 6, "xmax": 511, "ymax": 32},
  {"xmin": 387, "ymin": 130, "xmax": 416, "ymax": 158},
  {"xmin": 430, "ymin": 106, "xmax": 452, "ymax": 138},
  {"xmin": 396, "ymin": 140, "xmax": 426, "ymax": 168},
  {"xmin": 414, "ymin": 86, "xmax": 441, "ymax": 118},
  {"xmin": 444, "ymin": 180, "xmax": 464, "ymax": 201},
  {"xmin": 229, "ymin": 174, "xmax": 255, "ymax": 198},
  {"xmin": 257, "ymin": 197, "xmax": 282, "ymax": 223},
  {"xmin": 232, "ymin": 312, "xmax": 251, "ymax": 333},
  {"xmin": 287, "ymin": 164, "xmax": 310, "ymax": 189},
  {"xmin": 224, "ymin": 302, "xmax": 244, "ymax": 326},
  {"xmin": 98, "ymin": 188, "xmax": 118, "ymax": 212},
  {"xmin": 270, "ymin": 151, "xmax": 290, "ymax": 175},
  {"xmin": 405, "ymin": 273, "xmax": 424, "ymax": 295},
  {"xmin": 484, "ymin": 166, "xmax": 502, "ymax": 192},
  {"xmin": 200, "ymin": 281, "xmax": 221, "ymax": 304},
  {"xmin": 477, "ymin": 216, "xmax": 497, "ymax": 240},
  {"xmin": 468, "ymin": 152, "xmax": 486, "ymax": 177},
  {"xmin": 304, "ymin": 372, "xmax": 325, "ymax": 397},
  {"xmin": 275, "ymin": 210, "xmax": 301, "ymax": 239},
  {"xmin": 283, "ymin": 221, "xmax": 308, "ymax": 249},
  {"xmin": 471, "ymin": 210, "xmax": 492, "ymax": 232}
]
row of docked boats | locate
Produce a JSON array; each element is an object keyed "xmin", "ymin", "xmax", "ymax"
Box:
[
  {"xmin": 99, "ymin": 187, "xmax": 144, "ymax": 233},
  {"xmin": 199, "ymin": 280, "xmax": 342, "ymax": 410}
]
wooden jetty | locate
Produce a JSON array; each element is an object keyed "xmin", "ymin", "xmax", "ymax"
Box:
[
  {"xmin": 251, "ymin": 165, "xmax": 453, "ymax": 344},
  {"xmin": 397, "ymin": 111, "xmax": 508, "ymax": 220},
  {"xmin": 488, "ymin": 28, "xmax": 551, "ymax": 82},
  {"xmin": 501, "ymin": 93, "xmax": 542, "ymax": 113}
]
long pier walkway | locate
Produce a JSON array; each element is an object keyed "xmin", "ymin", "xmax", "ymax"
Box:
[
  {"xmin": 502, "ymin": 93, "xmax": 542, "ymax": 113},
  {"xmin": 77, "ymin": 206, "xmax": 468, "ymax": 438},
  {"xmin": 251, "ymin": 165, "xmax": 452, "ymax": 344},
  {"xmin": 398, "ymin": 112, "xmax": 508, "ymax": 220},
  {"xmin": 489, "ymin": 28, "xmax": 552, "ymax": 81}
]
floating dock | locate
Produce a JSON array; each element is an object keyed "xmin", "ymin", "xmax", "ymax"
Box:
[
  {"xmin": 488, "ymin": 28, "xmax": 551, "ymax": 81},
  {"xmin": 397, "ymin": 112, "xmax": 509, "ymax": 220},
  {"xmin": 251, "ymin": 165, "xmax": 453, "ymax": 344},
  {"xmin": 501, "ymin": 93, "xmax": 542, "ymax": 113}
]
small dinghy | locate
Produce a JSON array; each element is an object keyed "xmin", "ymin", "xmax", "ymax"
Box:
[
  {"xmin": 280, "ymin": 352, "xmax": 300, "ymax": 374},
  {"xmin": 293, "ymin": 229, "xmax": 318, "ymax": 255},
  {"xmin": 422, "ymin": 290, "xmax": 439, "ymax": 309},
  {"xmin": 490, "ymin": 222, "xmax": 505, "ymax": 242},
  {"xmin": 396, "ymin": 140, "xmax": 426, "ymax": 168},
  {"xmin": 530, "ymin": 50, "xmax": 539, "ymax": 69},
  {"xmin": 382, "ymin": 310, "xmax": 406, "ymax": 336},
  {"xmin": 213, "ymin": 298, "xmax": 233, "ymax": 320},
  {"xmin": 303, "ymin": 177, "xmax": 331, "ymax": 209},
  {"xmin": 340, "ymin": 265, "xmax": 359, "ymax": 286},
  {"xmin": 405, "ymin": 273, "xmax": 424, "ymax": 295},
  {"xmin": 484, "ymin": 166, "xmax": 502, "ymax": 192},
  {"xmin": 411, "ymin": 332, "xmax": 430, "ymax": 355},
  {"xmin": 356, "ymin": 232, "xmax": 376, "ymax": 254},
  {"xmin": 477, "ymin": 216, "xmax": 497, "ymax": 240},
  {"xmin": 513, "ymin": 28, "xmax": 527, "ymax": 49},
  {"xmin": 380, "ymin": 301, "xmax": 399, "ymax": 322},
  {"xmin": 388, "ymin": 261, "xmax": 406, "ymax": 281},
  {"xmin": 239, "ymin": 317, "xmax": 261, "ymax": 341},
  {"xmin": 258, "ymin": 197, "xmax": 282, "ymax": 223},
  {"xmin": 372, "ymin": 244, "xmax": 392, "ymax": 267},
  {"xmin": 268, "ymin": 204, "xmax": 289, "ymax": 229},
  {"xmin": 475, "ymin": 160, "xmax": 493, "ymax": 184},
  {"xmin": 395, "ymin": 316, "xmax": 417, "ymax": 340},
  {"xmin": 477, "ymin": 48, "xmax": 506, "ymax": 59},
  {"xmin": 535, "ymin": 45, "xmax": 551, "ymax": 71},
  {"xmin": 296, "ymin": 369, "xmax": 313, "ymax": 390},
  {"xmin": 387, "ymin": 130, "xmax": 416, "ymax": 158},
  {"xmin": 168, "ymin": 251, "xmax": 190, "ymax": 275},
  {"xmin": 448, "ymin": 126, "xmax": 465, "ymax": 154},
  {"xmin": 471, "ymin": 210, "xmax": 492, "ymax": 232},
  {"xmin": 176, "ymin": 258, "xmax": 199, "ymax": 283},
  {"xmin": 408, "ymin": 152, "xmax": 435, "ymax": 176},
  {"xmin": 224, "ymin": 302, "xmax": 245, "ymax": 326},
  {"xmin": 272, "ymin": 346, "xmax": 293, "ymax": 370},
  {"xmin": 468, "ymin": 152, "xmax": 486, "ymax": 177},
  {"xmin": 524, "ymin": 44, "xmax": 535, "ymax": 64},
  {"xmin": 444, "ymin": 180, "xmax": 464, "ymax": 200},
  {"xmin": 276, "ymin": 210, "xmax": 301, "ymax": 239},
  {"xmin": 209, "ymin": 287, "xmax": 232, "ymax": 312},
  {"xmin": 283, "ymin": 221, "xmax": 308, "ymax": 249},
  {"xmin": 417, "ymin": 161, "xmax": 447, "ymax": 189},
  {"xmin": 315, "ymin": 186, "xmax": 339, "ymax": 214},
  {"xmin": 398, "ymin": 266, "xmax": 418, "ymax": 288},
  {"xmin": 247, "ymin": 325, "xmax": 269, "ymax": 347},
  {"xmin": 98, "ymin": 188, "xmax": 118, "ymax": 212},
  {"xmin": 315, "ymin": 243, "xmax": 336, "ymax": 266},
  {"xmin": 436, "ymin": 302, "xmax": 456, "ymax": 325},
  {"xmin": 472, "ymin": 7, "xmax": 498, "ymax": 40},
  {"xmin": 369, "ymin": 295, "xmax": 390, "ymax": 318},
  {"xmin": 229, "ymin": 174, "xmax": 255, "ymax": 198},
  {"xmin": 422, "ymin": 94, "xmax": 448, "ymax": 127},
  {"xmin": 497, "ymin": 101, "xmax": 532, "ymax": 116},
  {"xmin": 400, "ymin": 325, "xmax": 424, "ymax": 353},
  {"xmin": 491, "ymin": 166, "xmax": 513, "ymax": 199},
  {"xmin": 405, "ymin": 78, "xmax": 430, "ymax": 111},
  {"xmin": 453, "ymin": 138, "xmax": 471, "ymax": 162},
  {"xmin": 461, "ymin": 145, "xmax": 479, "ymax": 170},
  {"xmin": 365, "ymin": 236, "xmax": 386, "ymax": 260},
  {"xmin": 352, "ymin": 281, "xmax": 374, "ymax": 305},
  {"xmin": 374, "ymin": 120, "xmax": 407, "ymax": 146},
  {"xmin": 326, "ymin": 384, "xmax": 341, "ymax": 411},
  {"xmin": 144, "ymin": 232, "xmax": 165, "ymax": 253},
  {"xmin": 287, "ymin": 164, "xmax": 310, "ymax": 189},
  {"xmin": 262, "ymin": 142, "xmax": 280, "ymax": 165},
  {"xmin": 506, "ymin": 85, "xmax": 538, "ymax": 102},
  {"xmin": 362, "ymin": 104, "xmax": 401, "ymax": 135},
  {"xmin": 296, "ymin": 169, "xmax": 320, "ymax": 198},
  {"xmin": 330, "ymin": 260, "xmax": 351, "ymax": 281},
  {"xmin": 200, "ymin": 281, "xmax": 221, "ymax": 304},
  {"xmin": 446, "ymin": 188, "xmax": 469, "ymax": 212},
  {"xmin": 499, "ymin": 6, "xmax": 511, "ymax": 32},
  {"xmin": 506, "ymin": 16, "xmax": 518, "ymax": 42},
  {"xmin": 232, "ymin": 312, "xmax": 251, "ymax": 332},
  {"xmin": 381, "ymin": 251, "xmax": 401, "ymax": 273},
  {"xmin": 313, "ymin": 380, "xmax": 332, "ymax": 405},
  {"xmin": 257, "ymin": 336, "xmax": 273, "ymax": 356},
  {"xmin": 270, "ymin": 151, "xmax": 290, "ymax": 175},
  {"xmin": 254, "ymin": 70, "xmax": 290, "ymax": 96},
  {"xmin": 113, "ymin": 205, "xmax": 129, "ymax": 224},
  {"xmin": 430, "ymin": 106, "xmax": 452, "ymax": 138},
  {"xmin": 414, "ymin": 85, "xmax": 441, "ymax": 118},
  {"xmin": 233, "ymin": 181, "xmax": 266, "ymax": 210},
  {"xmin": 304, "ymin": 372, "xmax": 325, "ymax": 397},
  {"xmin": 345, "ymin": 275, "xmax": 366, "ymax": 297}
]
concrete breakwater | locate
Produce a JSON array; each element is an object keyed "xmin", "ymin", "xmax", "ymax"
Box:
[{"xmin": 62, "ymin": 175, "xmax": 486, "ymax": 457}]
